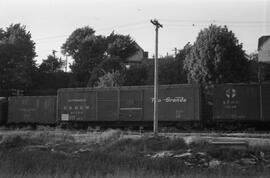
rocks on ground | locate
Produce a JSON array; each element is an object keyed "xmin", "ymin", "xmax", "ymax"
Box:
[{"xmin": 147, "ymin": 150, "xmax": 270, "ymax": 169}]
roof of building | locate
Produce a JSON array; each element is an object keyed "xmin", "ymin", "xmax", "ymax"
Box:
[{"xmin": 258, "ymin": 36, "xmax": 270, "ymax": 51}]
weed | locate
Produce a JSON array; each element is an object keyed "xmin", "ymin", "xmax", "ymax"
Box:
[
  {"xmin": 0, "ymin": 130, "xmax": 269, "ymax": 178},
  {"xmin": 98, "ymin": 129, "xmax": 122, "ymax": 144},
  {"xmin": 0, "ymin": 134, "xmax": 44, "ymax": 149}
]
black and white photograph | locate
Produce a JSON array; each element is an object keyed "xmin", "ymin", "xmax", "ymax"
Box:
[{"xmin": 0, "ymin": 0, "xmax": 270, "ymax": 177}]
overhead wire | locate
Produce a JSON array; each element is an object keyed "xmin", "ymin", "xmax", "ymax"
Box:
[
  {"xmin": 160, "ymin": 19, "xmax": 270, "ymax": 24},
  {"xmin": 34, "ymin": 20, "xmax": 149, "ymax": 41},
  {"xmin": 34, "ymin": 19, "xmax": 269, "ymax": 58},
  {"xmin": 34, "ymin": 19, "xmax": 270, "ymax": 41}
]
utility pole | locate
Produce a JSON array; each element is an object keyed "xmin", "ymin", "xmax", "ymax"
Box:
[
  {"xmin": 52, "ymin": 50, "xmax": 57, "ymax": 72},
  {"xmin": 65, "ymin": 55, "xmax": 68, "ymax": 72},
  {"xmin": 150, "ymin": 19, "xmax": 163, "ymax": 136},
  {"xmin": 258, "ymin": 59, "xmax": 263, "ymax": 121},
  {"xmin": 52, "ymin": 50, "xmax": 57, "ymax": 58},
  {"xmin": 173, "ymin": 47, "xmax": 177, "ymax": 57}
]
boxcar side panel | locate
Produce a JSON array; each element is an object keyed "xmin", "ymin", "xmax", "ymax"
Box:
[
  {"xmin": 213, "ymin": 84, "xmax": 260, "ymax": 121},
  {"xmin": 8, "ymin": 96, "xmax": 56, "ymax": 124},
  {"xmin": 58, "ymin": 91, "xmax": 96, "ymax": 122},
  {"xmin": 262, "ymin": 84, "xmax": 270, "ymax": 122},
  {"xmin": 97, "ymin": 91, "xmax": 118, "ymax": 121},
  {"xmin": 119, "ymin": 90, "xmax": 143, "ymax": 121},
  {"xmin": 143, "ymin": 85, "xmax": 200, "ymax": 122},
  {"xmin": 0, "ymin": 97, "xmax": 8, "ymax": 124}
]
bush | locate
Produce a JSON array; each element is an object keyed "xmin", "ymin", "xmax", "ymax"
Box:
[{"xmin": 0, "ymin": 135, "xmax": 44, "ymax": 149}]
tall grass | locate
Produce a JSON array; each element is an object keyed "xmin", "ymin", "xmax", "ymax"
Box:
[{"xmin": 0, "ymin": 130, "xmax": 269, "ymax": 178}]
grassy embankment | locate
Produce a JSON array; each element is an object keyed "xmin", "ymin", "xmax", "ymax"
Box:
[{"xmin": 0, "ymin": 127, "xmax": 269, "ymax": 178}]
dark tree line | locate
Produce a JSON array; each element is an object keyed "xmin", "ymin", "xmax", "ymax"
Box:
[
  {"xmin": 0, "ymin": 23, "xmax": 268, "ymax": 95},
  {"xmin": 0, "ymin": 24, "xmax": 36, "ymax": 90}
]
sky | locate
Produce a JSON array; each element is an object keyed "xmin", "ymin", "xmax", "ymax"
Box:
[{"xmin": 0, "ymin": 0, "xmax": 269, "ymax": 65}]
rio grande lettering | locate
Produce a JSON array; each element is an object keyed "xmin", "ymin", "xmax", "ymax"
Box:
[{"xmin": 151, "ymin": 97, "xmax": 187, "ymax": 103}]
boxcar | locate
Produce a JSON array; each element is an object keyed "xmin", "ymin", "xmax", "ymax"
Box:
[
  {"xmin": 213, "ymin": 83, "xmax": 260, "ymax": 122},
  {"xmin": 57, "ymin": 84, "xmax": 201, "ymax": 128},
  {"xmin": 8, "ymin": 96, "xmax": 57, "ymax": 125},
  {"xmin": 0, "ymin": 97, "xmax": 8, "ymax": 125},
  {"xmin": 262, "ymin": 83, "xmax": 270, "ymax": 122}
]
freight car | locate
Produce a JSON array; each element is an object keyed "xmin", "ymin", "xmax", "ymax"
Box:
[
  {"xmin": 212, "ymin": 83, "xmax": 270, "ymax": 130},
  {"xmin": 0, "ymin": 97, "xmax": 8, "ymax": 125},
  {"xmin": 0, "ymin": 83, "xmax": 269, "ymax": 131},
  {"xmin": 7, "ymin": 96, "xmax": 57, "ymax": 126},
  {"xmin": 57, "ymin": 84, "xmax": 201, "ymax": 129}
]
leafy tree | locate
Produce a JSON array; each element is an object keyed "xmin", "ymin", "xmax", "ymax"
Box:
[
  {"xmin": 31, "ymin": 71, "xmax": 72, "ymax": 90},
  {"xmin": 87, "ymin": 56, "xmax": 125, "ymax": 87},
  {"xmin": 61, "ymin": 27, "xmax": 138, "ymax": 87},
  {"xmin": 155, "ymin": 45, "xmax": 191, "ymax": 85},
  {"xmin": 61, "ymin": 27, "xmax": 107, "ymax": 86},
  {"xmin": 123, "ymin": 55, "xmax": 188, "ymax": 86},
  {"xmin": 158, "ymin": 57, "xmax": 186, "ymax": 84},
  {"xmin": 96, "ymin": 70, "xmax": 123, "ymax": 88},
  {"xmin": 106, "ymin": 31, "xmax": 138, "ymax": 60},
  {"xmin": 122, "ymin": 63, "xmax": 149, "ymax": 86},
  {"xmin": 247, "ymin": 52, "xmax": 259, "ymax": 82},
  {"xmin": 0, "ymin": 24, "xmax": 36, "ymax": 90},
  {"xmin": 39, "ymin": 54, "xmax": 64, "ymax": 73},
  {"xmin": 249, "ymin": 52, "xmax": 258, "ymax": 62},
  {"xmin": 184, "ymin": 24, "xmax": 250, "ymax": 86},
  {"xmin": 31, "ymin": 52, "xmax": 70, "ymax": 90}
]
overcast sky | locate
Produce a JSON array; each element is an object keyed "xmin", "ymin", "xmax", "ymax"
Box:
[{"xmin": 0, "ymin": 0, "xmax": 269, "ymax": 64}]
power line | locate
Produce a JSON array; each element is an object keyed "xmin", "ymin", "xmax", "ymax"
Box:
[
  {"xmin": 97, "ymin": 20, "xmax": 148, "ymax": 32},
  {"xmin": 34, "ymin": 19, "xmax": 269, "ymax": 41},
  {"xmin": 160, "ymin": 19, "xmax": 270, "ymax": 24},
  {"xmin": 35, "ymin": 20, "xmax": 149, "ymax": 41},
  {"xmin": 163, "ymin": 24, "xmax": 270, "ymax": 28}
]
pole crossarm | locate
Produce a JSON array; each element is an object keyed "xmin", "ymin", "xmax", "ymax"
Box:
[{"xmin": 150, "ymin": 19, "xmax": 163, "ymax": 28}]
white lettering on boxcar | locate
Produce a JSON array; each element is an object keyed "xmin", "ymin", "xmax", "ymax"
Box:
[
  {"xmin": 61, "ymin": 114, "xmax": 69, "ymax": 121},
  {"xmin": 151, "ymin": 97, "xmax": 187, "ymax": 103}
]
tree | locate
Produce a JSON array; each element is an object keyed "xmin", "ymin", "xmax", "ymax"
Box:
[
  {"xmin": 96, "ymin": 70, "xmax": 123, "ymax": 88},
  {"xmin": 122, "ymin": 54, "xmax": 188, "ymax": 86},
  {"xmin": 0, "ymin": 24, "xmax": 36, "ymax": 90},
  {"xmin": 158, "ymin": 56, "xmax": 187, "ymax": 85},
  {"xmin": 184, "ymin": 24, "xmax": 250, "ymax": 87},
  {"xmin": 61, "ymin": 27, "xmax": 138, "ymax": 87},
  {"xmin": 39, "ymin": 54, "xmax": 64, "ymax": 73},
  {"xmin": 157, "ymin": 44, "xmax": 191, "ymax": 85},
  {"xmin": 61, "ymin": 27, "xmax": 107, "ymax": 86},
  {"xmin": 106, "ymin": 31, "xmax": 138, "ymax": 60},
  {"xmin": 122, "ymin": 63, "xmax": 149, "ymax": 86},
  {"xmin": 31, "ymin": 71, "xmax": 72, "ymax": 90},
  {"xmin": 31, "ymin": 52, "xmax": 70, "ymax": 91}
]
